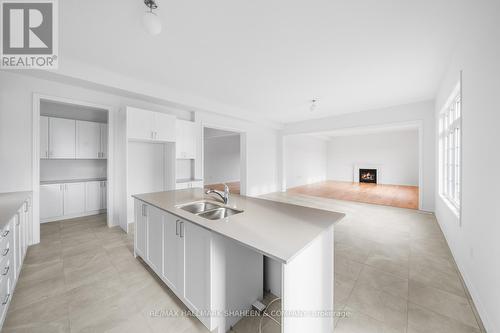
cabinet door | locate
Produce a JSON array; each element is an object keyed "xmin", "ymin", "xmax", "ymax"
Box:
[
  {"xmin": 49, "ymin": 118, "xmax": 76, "ymax": 158},
  {"xmin": 40, "ymin": 116, "xmax": 49, "ymax": 159},
  {"xmin": 146, "ymin": 206, "xmax": 163, "ymax": 274},
  {"xmin": 85, "ymin": 181, "xmax": 102, "ymax": 212},
  {"xmin": 14, "ymin": 213, "xmax": 22, "ymax": 278},
  {"xmin": 127, "ymin": 107, "xmax": 153, "ymax": 140},
  {"xmin": 175, "ymin": 120, "xmax": 197, "ymax": 158},
  {"xmin": 183, "ymin": 220, "xmax": 211, "ymax": 319},
  {"xmin": 100, "ymin": 124, "xmax": 108, "ymax": 158},
  {"xmin": 163, "ymin": 213, "xmax": 183, "ymax": 293},
  {"xmin": 154, "ymin": 112, "xmax": 176, "ymax": 142},
  {"xmin": 134, "ymin": 200, "xmax": 147, "ymax": 257},
  {"xmin": 40, "ymin": 184, "xmax": 64, "ymax": 220},
  {"xmin": 63, "ymin": 183, "xmax": 85, "ymax": 216},
  {"xmin": 76, "ymin": 121, "xmax": 100, "ymax": 159}
]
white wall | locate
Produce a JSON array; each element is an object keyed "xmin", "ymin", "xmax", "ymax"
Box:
[
  {"xmin": 0, "ymin": 71, "xmax": 280, "ymax": 227},
  {"xmin": 327, "ymin": 130, "xmax": 419, "ymax": 186},
  {"xmin": 204, "ymin": 134, "xmax": 240, "ymax": 185},
  {"xmin": 284, "ymin": 135, "xmax": 327, "ymax": 188},
  {"xmin": 434, "ymin": 1, "xmax": 500, "ymax": 331},
  {"xmin": 40, "ymin": 160, "xmax": 107, "ymax": 182},
  {"xmin": 283, "ymin": 100, "xmax": 435, "ymax": 211}
]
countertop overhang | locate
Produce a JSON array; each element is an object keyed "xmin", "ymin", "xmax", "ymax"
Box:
[{"xmin": 133, "ymin": 189, "xmax": 344, "ymax": 264}]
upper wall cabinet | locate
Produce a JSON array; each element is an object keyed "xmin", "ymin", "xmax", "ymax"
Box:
[
  {"xmin": 40, "ymin": 116, "xmax": 107, "ymax": 160},
  {"xmin": 76, "ymin": 121, "xmax": 108, "ymax": 159},
  {"xmin": 49, "ymin": 117, "xmax": 76, "ymax": 159},
  {"xmin": 176, "ymin": 120, "xmax": 198, "ymax": 159},
  {"xmin": 127, "ymin": 107, "xmax": 175, "ymax": 142},
  {"xmin": 76, "ymin": 120, "xmax": 100, "ymax": 159}
]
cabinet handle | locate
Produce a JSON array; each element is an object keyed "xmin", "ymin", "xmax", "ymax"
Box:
[
  {"xmin": 142, "ymin": 204, "xmax": 147, "ymax": 217},
  {"xmin": 2, "ymin": 248, "xmax": 9, "ymax": 256},
  {"xmin": 1, "ymin": 230, "xmax": 9, "ymax": 238},
  {"xmin": 2, "ymin": 266, "xmax": 9, "ymax": 276},
  {"xmin": 2, "ymin": 293, "xmax": 10, "ymax": 305},
  {"xmin": 180, "ymin": 221, "xmax": 184, "ymax": 238},
  {"xmin": 24, "ymin": 201, "xmax": 29, "ymax": 213}
]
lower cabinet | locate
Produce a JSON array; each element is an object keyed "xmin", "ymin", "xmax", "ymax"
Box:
[
  {"xmin": 40, "ymin": 180, "xmax": 107, "ymax": 222},
  {"xmin": 134, "ymin": 199, "xmax": 263, "ymax": 333},
  {"xmin": 0, "ymin": 195, "xmax": 31, "ymax": 328}
]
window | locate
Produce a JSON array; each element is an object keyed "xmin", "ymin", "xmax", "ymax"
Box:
[{"xmin": 439, "ymin": 84, "xmax": 461, "ymax": 213}]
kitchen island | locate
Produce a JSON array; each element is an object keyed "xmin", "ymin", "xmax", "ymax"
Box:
[{"xmin": 133, "ymin": 189, "xmax": 344, "ymax": 333}]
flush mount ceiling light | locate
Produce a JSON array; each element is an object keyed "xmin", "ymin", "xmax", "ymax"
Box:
[
  {"xmin": 310, "ymin": 99, "xmax": 319, "ymax": 112},
  {"xmin": 143, "ymin": 0, "xmax": 162, "ymax": 35}
]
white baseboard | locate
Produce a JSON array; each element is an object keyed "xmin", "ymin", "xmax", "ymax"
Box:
[{"xmin": 41, "ymin": 209, "xmax": 106, "ymax": 223}]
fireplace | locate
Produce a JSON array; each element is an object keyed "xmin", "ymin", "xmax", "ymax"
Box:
[{"xmin": 359, "ymin": 168, "xmax": 377, "ymax": 184}]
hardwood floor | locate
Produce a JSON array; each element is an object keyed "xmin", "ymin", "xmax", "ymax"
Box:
[
  {"xmin": 204, "ymin": 181, "xmax": 241, "ymax": 195},
  {"xmin": 287, "ymin": 180, "xmax": 419, "ymax": 209}
]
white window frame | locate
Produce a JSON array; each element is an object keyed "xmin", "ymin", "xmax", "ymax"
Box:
[{"xmin": 439, "ymin": 82, "xmax": 462, "ymax": 216}]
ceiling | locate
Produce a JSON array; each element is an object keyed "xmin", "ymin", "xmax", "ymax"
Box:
[{"xmin": 60, "ymin": 0, "xmax": 468, "ymax": 124}]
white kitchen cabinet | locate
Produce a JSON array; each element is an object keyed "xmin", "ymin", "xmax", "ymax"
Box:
[
  {"xmin": 13, "ymin": 214, "xmax": 21, "ymax": 278},
  {"xmin": 49, "ymin": 117, "xmax": 76, "ymax": 158},
  {"xmin": 40, "ymin": 184, "xmax": 64, "ymax": 220},
  {"xmin": 175, "ymin": 180, "xmax": 204, "ymax": 190},
  {"xmin": 40, "ymin": 116, "xmax": 49, "ymax": 159},
  {"xmin": 100, "ymin": 123, "xmax": 108, "ymax": 158},
  {"xmin": 76, "ymin": 120, "xmax": 101, "ymax": 159},
  {"xmin": 183, "ymin": 219, "xmax": 211, "ymax": 323},
  {"xmin": 146, "ymin": 206, "xmax": 163, "ymax": 274},
  {"xmin": 127, "ymin": 107, "xmax": 176, "ymax": 142},
  {"xmin": 163, "ymin": 212, "xmax": 184, "ymax": 294},
  {"xmin": 176, "ymin": 120, "xmax": 198, "ymax": 159},
  {"xmin": 155, "ymin": 112, "xmax": 176, "ymax": 142},
  {"xmin": 85, "ymin": 181, "xmax": 106, "ymax": 212},
  {"xmin": 63, "ymin": 183, "xmax": 86, "ymax": 216},
  {"xmin": 134, "ymin": 200, "xmax": 147, "ymax": 257}
]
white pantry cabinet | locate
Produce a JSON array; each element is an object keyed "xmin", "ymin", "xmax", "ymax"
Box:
[
  {"xmin": 39, "ymin": 184, "xmax": 64, "ymax": 220},
  {"xmin": 62, "ymin": 183, "xmax": 86, "ymax": 216},
  {"xmin": 40, "ymin": 180, "xmax": 107, "ymax": 222},
  {"xmin": 49, "ymin": 117, "xmax": 76, "ymax": 158},
  {"xmin": 175, "ymin": 120, "xmax": 198, "ymax": 159},
  {"xmin": 40, "ymin": 116, "xmax": 49, "ymax": 159},
  {"xmin": 76, "ymin": 120, "xmax": 101, "ymax": 159},
  {"xmin": 85, "ymin": 181, "xmax": 107, "ymax": 212},
  {"xmin": 127, "ymin": 107, "xmax": 176, "ymax": 142},
  {"xmin": 100, "ymin": 123, "xmax": 108, "ymax": 159}
]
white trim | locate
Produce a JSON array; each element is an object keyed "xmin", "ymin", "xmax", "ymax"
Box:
[
  {"xmin": 201, "ymin": 122, "xmax": 248, "ymax": 196},
  {"xmin": 32, "ymin": 93, "xmax": 115, "ymax": 245}
]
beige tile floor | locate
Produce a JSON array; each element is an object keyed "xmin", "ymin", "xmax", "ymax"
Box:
[{"xmin": 4, "ymin": 192, "xmax": 485, "ymax": 333}]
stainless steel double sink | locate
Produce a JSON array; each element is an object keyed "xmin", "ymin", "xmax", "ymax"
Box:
[{"xmin": 177, "ymin": 201, "xmax": 243, "ymax": 220}]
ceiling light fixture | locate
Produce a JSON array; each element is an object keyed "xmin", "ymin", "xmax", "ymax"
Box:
[
  {"xmin": 310, "ymin": 99, "xmax": 319, "ymax": 112},
  {"xmin": 143, "ymin": 0, "xmax": 162, "ymax": 35}
]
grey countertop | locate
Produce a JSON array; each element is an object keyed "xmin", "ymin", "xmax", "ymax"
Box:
[
  {"xmin": 40, "ymin": 178, "xmax": 107, "ymax": 185},
  {"xmin": 133, "ymin": 189, "xmax": 344, "ymax": 264},
  {"xmin": 0, "ymin": 191, "xmax": 32, "ymax": 230}
]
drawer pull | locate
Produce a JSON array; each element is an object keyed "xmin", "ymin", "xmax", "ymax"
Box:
[
  {"xmin": 1, "ymin": 230, "xmax": 8, "ymax": 237},
  {"xmin": 2, "ymin": 266, "xmax": 9, "ymax": 275},
  {"xmin": 2, "ymin": 248, "xmax": 9, "ymax": 256},
  {"xmin": 175, "ymin": 220, "xmax": 180, "ymax": 236},
  {"xmin": 1, "ymin": 293, "xmax": 10, "ymax": 305}
]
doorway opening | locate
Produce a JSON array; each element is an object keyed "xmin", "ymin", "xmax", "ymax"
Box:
[{"xmin": 202, "ymin": 126, "xmax": 246, "ymax": 196}]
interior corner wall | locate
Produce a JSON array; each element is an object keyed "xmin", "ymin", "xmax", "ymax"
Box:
[
  {"xmin": 327, "ymin": 130, "xmax": 419, "ymax": 186},
  {"xmin": 283, "ymin": 100, "xmax": 435, "ymax": 211},
  {"xmin": 284, "ymin": 135, "xmax": 327, "ymax": 189},
  {"xmin": 434, "ymin": 1, "xmax": 500, "ymax": 332},
  {"xmin": 204, "ymin": 135, "xmax": 241, "ymax": 185}
]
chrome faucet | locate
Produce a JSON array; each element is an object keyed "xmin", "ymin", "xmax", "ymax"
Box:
[{"xmin": 205, "ymin": 184, "xmax": 229, "ymax": 204}]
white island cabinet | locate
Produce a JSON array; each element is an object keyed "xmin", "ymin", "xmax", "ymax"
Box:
[{"xmin": 134, "ymin": 189, "xmax": 342, "ymax": 333}]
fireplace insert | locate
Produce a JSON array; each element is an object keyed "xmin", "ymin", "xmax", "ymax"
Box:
[{"xmin": 359, "ymin": 169, "xmax": 377, "ymax": 184}]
